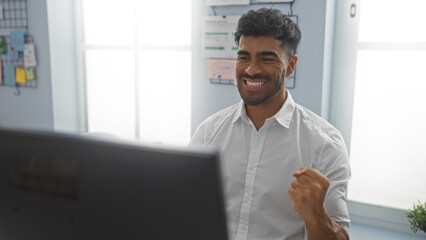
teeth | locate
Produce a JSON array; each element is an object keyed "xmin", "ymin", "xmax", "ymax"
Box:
[{"xmin": 246, "ymin": 81, "xmax": 265, "ymax": 87}]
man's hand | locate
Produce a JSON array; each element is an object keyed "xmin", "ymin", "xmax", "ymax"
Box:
[
  {"xmin": 288, "ymin": 168, "xmax": 329, "ymax": 226},
  {"xmin": 288, "ymin": 168, "xmax": 349, "ymax": 240}
]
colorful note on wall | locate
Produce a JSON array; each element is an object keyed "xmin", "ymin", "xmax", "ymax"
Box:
[
  {"xmin": 203, "ymin": 16, "xmax": 240, "ymax": 59},
  {"xmin": 3, "ymin": 63, "xmax": 15, "ymax": 86},
  {"xmin": 24, "ymin": 43, "xmax": 37, "ymax": 67},
  {"xmin": 26, "ymin": 68, "xmax": 35, "ymax": 80},
  {"xmin": 16, "ymin": 66, "xmax": 26, "ymax": 84},
  {"xmin": 7, "ymin": 47, "xmax": 18, "ymax": 60},
  {"xmin": 10, "ymin": 31, "xmax": 26, "ymax": 52},
  {"xmin": 0, "ymin": 37, "xmax": 6, "ymax": 54},
  {"xmin": 206, "ymin": 59, "xmax": 236, "ymax": 80}
]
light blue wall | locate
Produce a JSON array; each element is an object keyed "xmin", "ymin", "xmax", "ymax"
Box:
[
  {"xmin": 0, "ymin": 0, "xmax": 53, "ymax": 131},
  {"xmin": 0, "ymin": 0, "xmax": 80, "ymax": 133}
]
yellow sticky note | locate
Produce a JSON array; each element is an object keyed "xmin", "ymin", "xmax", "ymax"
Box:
[{"xmin": 16, "ymin": 67, "xmax": 26, "ymax": 83}]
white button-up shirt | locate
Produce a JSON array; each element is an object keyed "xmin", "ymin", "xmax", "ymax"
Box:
[{"xmin": 189, "ymin": 92, "xmax": 351, "ymax": 240}]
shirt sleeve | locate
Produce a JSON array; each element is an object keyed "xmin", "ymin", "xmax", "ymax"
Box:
[
  {"xmin": 318, "ymin": 130, "xmax": 351, "ymax": 231},
  {"xmin": 188, "ymin": 122, "xmax": 207, "ymax": 147}
]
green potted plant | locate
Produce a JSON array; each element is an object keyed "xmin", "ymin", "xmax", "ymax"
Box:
[{"xmin": 406, "ymin": 201, "xmax": 426, "ymax": 234}]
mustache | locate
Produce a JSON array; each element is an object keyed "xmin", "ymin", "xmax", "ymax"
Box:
[{"xmin": 238, "ymin": 73, "xmax": 271, "ymax": 81}]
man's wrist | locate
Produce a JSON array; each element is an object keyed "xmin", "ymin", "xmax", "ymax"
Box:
[
  {"xmin": 304, "ymin": 205, "xmax": 329, "ymax": 228},
  {"xmin": 304, "ymin": 207, "xmax": 349, "ymax": 240}
]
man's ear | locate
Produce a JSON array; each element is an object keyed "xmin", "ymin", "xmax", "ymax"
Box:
[{"xmin": 286, "ymin": 55, "xmax": 298, "ymax": 77}]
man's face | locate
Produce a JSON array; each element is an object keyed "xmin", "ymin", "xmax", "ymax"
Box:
[{"xmin": 235, "ymin": 35, "xmax": 296, "ymax": 106}]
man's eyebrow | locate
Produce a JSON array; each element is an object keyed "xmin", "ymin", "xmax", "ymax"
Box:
[
  {"xmin": 237, "ymin": 50, "xmax": 250, "ymax": 55},
  {"xmin": 257, "ymin": 51, "xmax": 279, "ymax": 57}
]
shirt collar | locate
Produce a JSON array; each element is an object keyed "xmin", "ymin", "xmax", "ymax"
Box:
[
  {"xmin": 273, "ymin": 90, "xmax": 296, "ymax": 128},
  {"xmin": 231, "ymin": 90, "xmax": 296, "ymax": 128},
  {"xmin": 232, "ymin": 100, "xmax": 250, "ymax": 124}
]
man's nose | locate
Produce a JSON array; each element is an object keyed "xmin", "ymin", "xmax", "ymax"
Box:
[{"xmin": 245, "ymin": 61, "xmax": 262, "ymax": 76}]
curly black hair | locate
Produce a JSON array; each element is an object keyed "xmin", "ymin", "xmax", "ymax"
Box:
[{"xmin": 234, "ymin": 8, "xmax": 301, "ymax": 58}]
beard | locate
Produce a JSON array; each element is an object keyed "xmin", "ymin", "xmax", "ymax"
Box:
[{"xmin": 237, "ymin": 72, "xmax": 286, "ymax": 106}]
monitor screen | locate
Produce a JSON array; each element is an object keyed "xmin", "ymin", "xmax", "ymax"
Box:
[{"xmin": 0, "ymin": 128, "xmax": 228, "ymax": 240}]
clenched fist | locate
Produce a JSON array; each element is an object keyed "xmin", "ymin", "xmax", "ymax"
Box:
[{"xmin": 287, "ymin": 168, "xmax": 330, "ymax": 227}]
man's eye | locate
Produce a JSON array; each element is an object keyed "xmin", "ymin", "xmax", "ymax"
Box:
[
  {"xmin": 262, "ymin": 58, "xmax": 274, "ymax": 62},
  {"xmin": 238, "ymin": 56, "xmax": 250, "ymax": 62}
]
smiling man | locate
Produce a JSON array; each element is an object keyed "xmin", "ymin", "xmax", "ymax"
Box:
[{"xmin": 190, "ymin": 8, "xmax": 351, "ymax": 240}]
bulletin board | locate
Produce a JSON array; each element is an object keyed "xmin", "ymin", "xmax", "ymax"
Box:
[
  {"xmin": 0, "ymin": 0, "xmax": 28, "ymax": 28},
  {"xmin": 0, "ymin": 0, "xmax": 37, "ymax": 95}
]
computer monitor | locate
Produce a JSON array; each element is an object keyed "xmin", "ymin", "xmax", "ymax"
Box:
[{"xmin": 0, "ymin": 127, "xmax": 228, "ymax": 240}]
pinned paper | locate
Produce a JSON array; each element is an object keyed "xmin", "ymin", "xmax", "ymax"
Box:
[
  {"xmin": 24, "ymin": 43, "xmax": 37, "ymax": 67},
  {"xmin": 203, "ymin": 16, "xmax": 240, "ymax": 59},
  {"xmin": 0, "ymin": 37, "xmax": 6, "ymax": 54},
  {"xmin": 16, "ymin": 66, "xmax": 26, "ymax": 84},
  {"xmin": 3, "ymin": 63, "xmax": 15, "ymax": 86},
  {"xmin": 7, "ymin": 47, "xmax": 18, "ymax": 60},
  {"xmin": 26, "ymin": 68, "xmax": 35, "ymax": 80},
  {"xmin": 10, "ymin": 31, "xmax": 26, "ymax": 52},
  {"xmin": 207, "ymin": 59, "xmax": 236, "ymax": 80}
]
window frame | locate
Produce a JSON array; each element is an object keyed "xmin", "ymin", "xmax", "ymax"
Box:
[{"xmin": 74, "ymin": 0, "xmax": 87, "ymax": 133}]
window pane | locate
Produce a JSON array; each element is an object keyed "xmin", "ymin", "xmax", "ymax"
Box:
[
  {"xmin": 349, "ymin": 50, "xmax": 426, "ymax": 209},
  {"xmin": 136, "ymin": 0, "xmax": 191, "ymax": 45},
  {"xmin": 138, "ymin": 51, "xmax": 191, "ymax": 146},
  {"xmin": 86, "ymin": 50, "xmax": 136, "ymax": 140},
  {"xmin": 359, "ymin": 0, "xmax": 426, "ymax": 42},
  {"xmin": 83, "ymin": 0, "xmax": 136, "ymax": 45}
]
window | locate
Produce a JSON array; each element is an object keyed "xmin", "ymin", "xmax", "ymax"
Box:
[
  {"xmin": 333, "ymin": 0, "xmax": 426, "ymax": 210},
  {"xmin": 76, "ymin": 0, "xmax": 192, "ymax": 146}
]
